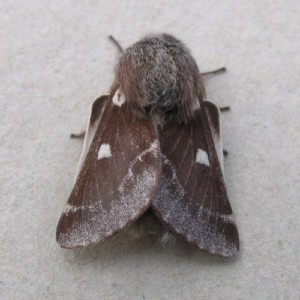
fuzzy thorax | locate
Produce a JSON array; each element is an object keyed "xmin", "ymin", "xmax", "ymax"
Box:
[{"xmin": 115, "ymin": 34, "xmax": 202, "ymax": 122}]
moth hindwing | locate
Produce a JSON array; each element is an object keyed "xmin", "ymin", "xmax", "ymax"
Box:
[{"xmin": 56, "ymin": 33, "xmax": 239, "ymax": 256}]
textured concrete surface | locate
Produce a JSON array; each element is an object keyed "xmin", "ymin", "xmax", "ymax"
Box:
[{"xmin": 1, "ymin": 1, "xmax": 299, "ymax": 299}]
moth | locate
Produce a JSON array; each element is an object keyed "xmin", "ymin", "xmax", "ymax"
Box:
[{"xmin": 56, "ymin": 34, "xmax": 239, "ymax": 257}]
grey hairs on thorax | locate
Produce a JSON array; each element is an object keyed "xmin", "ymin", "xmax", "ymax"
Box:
[{"xmin": 114, "ymin": 34, "xmax": 202, "ymax": 123}]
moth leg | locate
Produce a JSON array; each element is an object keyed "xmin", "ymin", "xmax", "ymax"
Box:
[
  {"xmin": 200, "ymin": 67, "xmax": 226, "ymax": 76},
  {"xmin": 220, "ymin": 106, "xmax": 230, "ymax": 112},
  {"xmin": 108, "ymin": 35, "xmax": 124, "ymax": 53},
  {"xmin": 200, "ymin": 67, "xmax": 227, "ymax": 99},
  {"xmin": 219, "ymin": 107, "xmax": 229, "ymax": 154},
  {"xmin": 70, "ymin": 131, "xmax": 86, "ymax": 139},
  {"xmin": 220, "ymin": 106, "xmax": 229, "ymax": 155}
]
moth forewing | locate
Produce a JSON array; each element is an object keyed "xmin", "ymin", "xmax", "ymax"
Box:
[
  {"xmin": 56, "ymin": 93, "xmax": 162, "ymax": 248},
  {"xmin": 152, "ymin": 105, "xmax": 239, "ymax": 257},
  {"xmin": 199, "ymin": 102, "xmax": 239, "ymax": 256},
  {"xmin": 204, "ymin": 101, "xmax": 225, "ymax": 175},
  {"xmin": 75, "ymin": 95, "xmax": 109, "ymax": 178}
]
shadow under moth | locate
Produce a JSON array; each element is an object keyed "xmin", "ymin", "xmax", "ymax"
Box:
[{"xmin": 56, "ymin": 34, "xmax": 239, "ymax": 257}]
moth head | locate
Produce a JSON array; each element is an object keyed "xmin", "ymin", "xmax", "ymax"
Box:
[{"xmin": 114, "ymin": 34, "xmax": 203, "ymax": 123}]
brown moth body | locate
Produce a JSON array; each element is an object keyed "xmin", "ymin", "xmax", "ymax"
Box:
[
  {"xmin": 56, "ymin": 34, "xmax": 239, "ymax": 257},
  {"xmin": 115, "ymin": 34, "xmax": 202, "ymax": 123}
]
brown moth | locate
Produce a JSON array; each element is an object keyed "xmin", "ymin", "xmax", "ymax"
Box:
[{"xmin": 56, "ymin": 34, "xmax": 239, "ymax": 257}]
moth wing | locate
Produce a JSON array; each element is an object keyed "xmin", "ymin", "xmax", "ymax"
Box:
[
  {"xmin": 75, "ymin": 95, "xmax": 108, "ymax": 174},
  {"xmin": 57, "ymin": 94, "xmax": 161, "ymax": 248},
  {"xmin": 204, "ymin": 101, "xmax": 224, "ymax": 174},
  {"xmin": 152, "ymin": 102, "xmax": 239, "ymax": 257}
]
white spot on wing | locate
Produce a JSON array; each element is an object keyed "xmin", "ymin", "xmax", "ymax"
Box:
[
  {"xmin": 196, "ymin": 148, "xmax": 210, "ymax": 167},
  {"xmin": 112, "ymin": 89, "xmax": 125, "ymax": 107},
  {"xmin": 97, "ymin": 143, "xmax": 112, "ymax": 160}
]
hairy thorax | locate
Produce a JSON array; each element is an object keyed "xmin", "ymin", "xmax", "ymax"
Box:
[{"xmin": 114, "ymin": 34, "xmax": 202, "ymax": 123}]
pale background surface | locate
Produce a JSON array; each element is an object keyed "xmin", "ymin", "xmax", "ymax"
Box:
[{"xmin": 1, "ymin": 1, "xmax": 299, "ymax": 299}]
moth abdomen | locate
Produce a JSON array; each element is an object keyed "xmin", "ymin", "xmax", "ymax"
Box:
[{"xmin": 115, "ymin": 34, "xmax": 202, "ymax": 122}]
